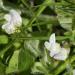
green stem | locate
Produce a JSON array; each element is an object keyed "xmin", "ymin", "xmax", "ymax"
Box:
[
  {"xmin": 21, "ymin": 0, "xmax": 30, "ymax": 9},
  {"xmin": 27, "ymin": 0, "xmax": 51, "ymax": 27},
  {"xmin": 9, "ymin": 36, "xmax": 69, "ymax": 40},
  {"xmin": 0, "ymin": 40, "xmax": 14, "ymax": 56},
  {"xmin": 29, "ymin": 16, "xmax": 58, "ymax": 27},
  {"xmin": 54, "ymin": 55, "xmax": 75, "ymax": 75}
]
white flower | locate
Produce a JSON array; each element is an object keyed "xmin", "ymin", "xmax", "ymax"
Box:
[
  {"xmin": 2, "ymin": 9, "xmax": 22, "ymax": 34},
  {"xmin": 44, "ymin": 33, "xmax": 70, "ymax": 60}
]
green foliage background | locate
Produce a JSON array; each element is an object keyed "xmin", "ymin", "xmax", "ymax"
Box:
[{"xmin": 0, "ymin": 0, "xmax": 75, "ymax": 75}]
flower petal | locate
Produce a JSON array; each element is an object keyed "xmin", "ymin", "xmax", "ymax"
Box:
[
  {"xmin": 50, "ymin": 43, "xmax": 61, "ymax": 57},
  {"xmin": 4, "ymin": 14, "xmax": 11, "ymax": 22},
  {"xmin": 2, "ymin": 9, "xmax": 22, "ymax": 34},
  {"xmin": 10, "ymin": 9, "xmax": 22, "ymax": 27},
  {"xmin": 49, "ymin": 33, "xmax": 56, "ymax": 48},
  {"xmin": 2, "ymin": 23, "xmax": 15, "ymax": 34},
  {"xmin": 44, "ymin": 41, "xmax": 50, "ymax": 50},
  {"xmin": 53, "ymin": 48, "xmax": 68, "ymax": 60}
]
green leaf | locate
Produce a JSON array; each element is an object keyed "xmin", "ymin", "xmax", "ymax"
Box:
[
  {"xmin": 18, "ymin": 48, "xmax": 34, "ymax": 72},
  {"xmin": 65, "ymin": 0, "xmax": 75, "ymax": 4},
  {"xmin": 55, "ymin": 3, "xmax": 72, "ymax": 31},
  {"xmin": 32, "ymin": 62, "xmax": 51, "ymax": 75},
  {"xmin": 0, "ymin": 35, "xmax": 8, "ymax": 44},
  {"xmin": 0, "ymin": 60, "xmax": 6, "ymax": 75},
  {"xmin": 32, "ymin": 62, "xmax": 45, "ymax": 74},
  {"xmin": 59, "ymin": 18, "xmax": 72, "ymax": 31},
  {"xmin": 72, "ymin": 14, "xmax": 75, "ymax": 30},
  {"xmin": 24, "ymin": 40, "xmax": 40, "ymax": 57},
  {"xmin": 6, "ymin": 50, "xmax": 19, "ymax": 74}
]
